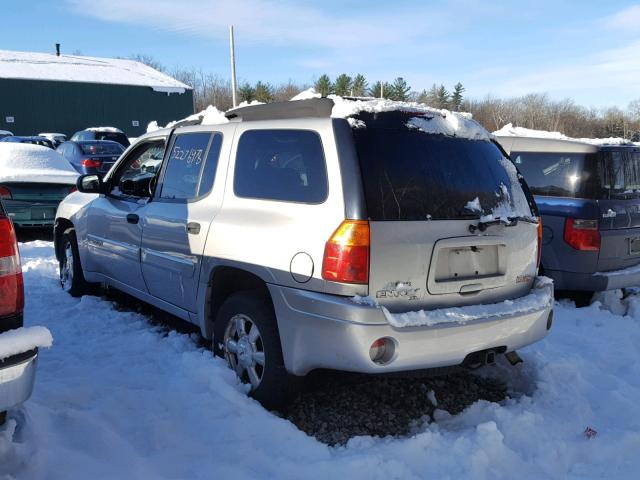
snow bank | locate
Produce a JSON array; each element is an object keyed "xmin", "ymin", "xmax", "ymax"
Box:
[
  {"xmin": 383, "ymin": 277, "xmax": 553, "ymax": 328},
  {"xmin": 291, "ymin": 87, "xmax": 322, "ymax": 101},
  {"xmin": 0, "ymin": 326, "xmax": 52, "ymax": 360},
  {"xmin": 494, "ymin": 123, "xmax": 633, "ymax": 146},
  {"xmin": 0, "ymin": 50, "xmax": 190, "ymax": 93},
  {"xmin": 0, "ymin": 144, "xmax": 78, "ymax": 184}
]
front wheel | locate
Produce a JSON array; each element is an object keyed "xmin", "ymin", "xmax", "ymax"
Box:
[
  {"xmin": 59, "ymin": 229, "xmax": 90, "ymax": 297},
  {"xmin": 213, "ymin": 291, "xmax": 297, "ymax": 410}
]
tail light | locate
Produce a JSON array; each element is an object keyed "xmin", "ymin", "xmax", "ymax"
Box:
[
  {"xmin": 81, "ymin": 158, "xmax": 102, "ymax": 168},
  {"xmin": 564, "ymin": 218, "xmax": 600, "ymax": 251},
  {"xmin": 0, "ymin": 216, "xmax": 24, "ymax": 317},
  {"xmin": 68, "ymin": 186, "xmax": 77, "ymax": 194},
  {"xmin": 537, "ymin": 218, "xmax": 543, "ymax": 268},
  {"xmin": 0, "ymin": 185, "xmax": 11, "ymax": 200},
  {"xmin": 322, "ymin": 220, "xmax": 370, "ymax": 284}
]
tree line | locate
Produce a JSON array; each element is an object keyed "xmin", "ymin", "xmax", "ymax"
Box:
[{"xmin": 136, "ymin": 55, "xmax": 640, "ymax": 140}]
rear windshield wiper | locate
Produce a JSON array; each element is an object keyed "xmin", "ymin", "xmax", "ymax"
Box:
[{"xmin": 469, "ymin": 216, "xmax": 536, "ymax": 233}]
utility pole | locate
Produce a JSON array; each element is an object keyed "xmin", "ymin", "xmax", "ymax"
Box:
[
  {"xmin": 229, "ymin": 25, "xmax": 238, "ymax": 108},
  {"xmin": 380, "ymin": 83, "xmax": 384, "ymax": 99}
]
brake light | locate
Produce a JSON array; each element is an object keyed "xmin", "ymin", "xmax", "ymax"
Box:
[
  {"xmin": 68, "ymin": 186, "xmax": 77, "ymax": 194},
  {"xmin": 537, "ymin": 218, "xmax": 543, "ymax": 268},
  {"xmin": 81, "ymin": 158, "xmax": 102, "ymax": 168},
  {"xmin": 0, "ymin": 185, "xmax": 11, "ymax": 200},
  {"xmin": 322, "ymin": 220, "xmax": 370, "ymax": 284},
  {"xmin": 0, "ymin": 216, "xmax": 24, "ymax": 317},
  {"xmin": 564, "ymin": 218, "xmax": 600, "ymax": 251}
]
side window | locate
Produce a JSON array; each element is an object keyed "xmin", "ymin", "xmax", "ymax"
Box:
[
  {"xmin": 160, "ymin": 132, "xmax": 212, "ymax": 200},
  {"xmin": 197, "ymin": 134, "xmax": 223, "ymax": 197},
  {"xmin": 110, "ymin": 140, "xmax": 166, "ymax": 198},
  {"xmin": 233, "ymin": 130, "xmax": 328, "ymax": 203}
]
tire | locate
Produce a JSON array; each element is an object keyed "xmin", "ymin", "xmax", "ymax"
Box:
[
  {"xmin": 59, "ymin": 229, "xmax": 90, "ymax": 297},
  {"xmin": 213, "ymin": 291, "xmax": 297, "ymax": 410}
]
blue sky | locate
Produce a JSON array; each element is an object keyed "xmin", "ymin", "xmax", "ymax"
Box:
[{"xmin": 4, "ymin": 0, "xmax": 640, "ymax": 107}]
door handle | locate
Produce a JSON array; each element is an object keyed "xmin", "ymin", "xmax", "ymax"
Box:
[
  {"xmin": 126, "ymin": 213, "xmax": 139, "ymax": 224},
  {"xmin": 187, "ymin": 222, "xmax": 201, "ymax": 235}
]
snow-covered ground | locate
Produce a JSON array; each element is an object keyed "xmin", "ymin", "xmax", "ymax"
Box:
[{"xmin": 2, "ymin": 241, "xmax": 639, "ymax": 479}]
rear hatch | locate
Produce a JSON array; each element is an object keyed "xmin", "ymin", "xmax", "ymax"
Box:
[
  {"xmin": 0, "ymin": 183, "xmax": 74, "ymax": 222},
  {"xmin": 351, "ymin": 111, "xmax": 539, "ymax": 313},
  {"xmin": 79, "ymin": 142, "xmax": 123, "ymax": 174},
  {"xmin": 593, "ymin": 146, "xmax": 640, "ymax": 271}
]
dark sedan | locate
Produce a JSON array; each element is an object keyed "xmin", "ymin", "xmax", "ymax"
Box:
[{"xmin": 57, "ymin": 140, "xmax": 125, "ymax": 176}]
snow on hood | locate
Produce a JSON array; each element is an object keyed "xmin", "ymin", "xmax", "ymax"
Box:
[
  {"xmin": 0, "ymin": 143, "xmax": 79, "ymax": 184},
  {"xmin": 493, "ymin": 123, "xmax": 634, "ymax": 146},
  {"xmin": 0, "ymin": 326, "xmax": 52, "ymax": 360}
]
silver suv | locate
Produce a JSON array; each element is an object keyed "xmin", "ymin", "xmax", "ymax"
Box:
[{"xmin": 54, "ymin": 98, "xmax": 553, "ymax": 409}]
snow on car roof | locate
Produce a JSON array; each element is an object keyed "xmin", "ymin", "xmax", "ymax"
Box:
[
  {"xmin": 289, "ymin": 88, "xmax": 491, "ymax": 140},
  {"xmin": 0, "ymin": 49, "xmax": 191, "ymax": 93},
  {"xmin": 493, "ymin": 123, "xmax": 634, "ymax": 146},
  {"xmin": 0, "ymin": 143, "xmax": 78, "ymax": 184},
  {"xmin": 85, "ymin": 127, "xmax": 124, "ymax": 133}
]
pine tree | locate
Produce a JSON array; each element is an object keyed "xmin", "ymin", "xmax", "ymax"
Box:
[
  {"xmin": 254, "ymin": 81, "xmax": 273, "ymax": 103},
  {"xmin": 315, "ymin": 74, "xmax": 333, "ymax": 96},
  {"xmin": 351, "ymin": 74, "xmax": 368, "ymax": 96},
  {"xmin": 436, "ymin": 84, "xmax": 450, "ymax": 109},
  {"xmin": 333, "ymin": 74, "xmax": 352, "ymax": 96},
  {"xmin": 451, "ymin": 82, "xmax": 465, "ymax": 110},
  {"xmin": 369, "ymin": 81, "xmax": 385, "ymax": 98},
  {"xmin": 389, "ymin": 77, "xmax": 411, "ymax": 101},
  {"xmin": 238, "ymin": 82, "xmax": 255, "ymax": 103}
]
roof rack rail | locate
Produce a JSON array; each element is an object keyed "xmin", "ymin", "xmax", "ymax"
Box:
[{"xmin": 225, "ymin": 98, "xmax": 334, "ymax": 121}]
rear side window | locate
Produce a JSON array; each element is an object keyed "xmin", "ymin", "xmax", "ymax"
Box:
[
  {"xmin": 512, "ymin": 151, "xmax": 589, "ymax": 198},
  {"xmin": 353, "ymin": 126, "xmax": 531, "ymax": 221},
  {"xmin": 160, "ymin": 132, "xmax": 212, "ymax": 200},
  {"xmin": 234, "ymin": 130, "xmax": 328, "ymax": 203}
]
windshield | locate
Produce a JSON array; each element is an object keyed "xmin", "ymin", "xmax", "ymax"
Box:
[
  {"xmin": 352, "ymin": 115, "xmax": 532, "ymax": 221},
  {"xmin": 596, "ymin": 149, "xmax": 640, "ymax": 199},
  {"xmin": 80, "ymin": 142, "xmax": 124, "ymax": 155}
]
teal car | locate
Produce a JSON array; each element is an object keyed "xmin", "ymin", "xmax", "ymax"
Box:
[{"xmin": 0, "ymin": 143, "xmax": 78, "ymax": 227}]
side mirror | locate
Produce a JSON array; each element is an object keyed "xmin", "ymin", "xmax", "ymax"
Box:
[{"xmin": 76, "ymin": 174, "xmax": 103, "ymax": 194}]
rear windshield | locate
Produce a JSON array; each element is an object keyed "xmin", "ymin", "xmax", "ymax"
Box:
[
  {"xmin": 80, "ymin": 142, "xmax": 124, "ymax": 155},
  {"xmin": 511, "ymin": 151, "xmax": 590, "ymax": 198},
  {"xmin": 597, "ymin": 149, "xmax": 640, "ymax": 199},
  {"xmin": 95, "ymin": 132, "xmax": 130, "ymax": 147},
  {"xmin": 352, "ymin": 114, "xmax": 532, "ymax": 221},
  {"xmin": 512, "ymin": 149, "xmax": 640, "ymax": 199}
]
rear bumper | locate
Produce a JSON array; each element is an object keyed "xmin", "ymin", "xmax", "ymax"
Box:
[
  {"xmin": 547, "ymin": 265, "xmax": 640, "ymax": 291},
  {"xmin": 269, "ymin": 282, "xmax": 553, "ymax": 376},
  {"xmin": 0, "ymin": 349, "xmax": 38, "ymax": 412}
]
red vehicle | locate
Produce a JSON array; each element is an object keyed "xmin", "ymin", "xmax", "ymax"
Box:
[{"xmin": 0, "ymin": 200, "xmax": 38, "ymax": 424}]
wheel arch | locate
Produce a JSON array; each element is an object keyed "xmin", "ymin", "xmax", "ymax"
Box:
[
  {"xmin": 203, "ymin": 265, "xmax": 274, "ymax": 340},
  {"xmin": 54, "ymin": 217, "xmax": 75, "ymax": 262}
]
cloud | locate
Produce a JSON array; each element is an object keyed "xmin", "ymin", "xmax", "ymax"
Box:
[
  {"xmin": 64, "ymin": 0, "xmax": 458, "ymax": 52},
  {"xmin": 604, "ymin": 4, "xmax": 640, "ymax": 32}
]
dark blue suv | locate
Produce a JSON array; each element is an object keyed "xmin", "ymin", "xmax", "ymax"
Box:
[{"xmin": 497, "ymin": 135, "xmax": 640, "ymax": 295}]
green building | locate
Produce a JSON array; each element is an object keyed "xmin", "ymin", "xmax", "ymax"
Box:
[{"xmin": 0, "ymin": 49, "xmax": 193, "ymax": 138}]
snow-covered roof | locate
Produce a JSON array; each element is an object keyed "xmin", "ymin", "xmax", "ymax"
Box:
[
  {"xmin": 0, "ymin": 50, "xmax": 191, "ymax": 93},
  {"xmin": 493, "ymin": 123, "xmax": 634, "ymax": 146},
  {"xmin": 0, "ymin": 143, "xmax": 78, "ymax": 184}
]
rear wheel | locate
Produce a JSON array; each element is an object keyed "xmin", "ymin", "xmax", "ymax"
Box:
[
  {"xmin": 213, "ymin": 291, "xmax": 296, "ymax": 410},
  {"xmin": 59, "ymin": 229, "xmax": 90, "ymax": 297}
]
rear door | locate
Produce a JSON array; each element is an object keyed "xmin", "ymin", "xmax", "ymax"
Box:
[
  {"xmin": 595, "ymin": 147, "xmax": 640, "ymax": 271},
  {"xmin": 351, "ymin": 118, "xmax": 538, "ymax": 312},
  {"xmin": 141, "ymin": 128, "xmax": 230, "ymax": 312}
]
